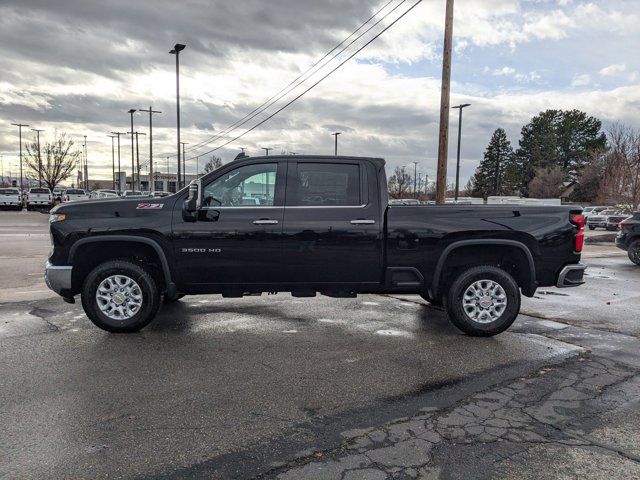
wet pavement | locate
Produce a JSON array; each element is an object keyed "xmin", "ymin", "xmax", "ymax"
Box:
[{"xmin": 0, "ymin": 211, "xmax": 639, "ymax": 479}]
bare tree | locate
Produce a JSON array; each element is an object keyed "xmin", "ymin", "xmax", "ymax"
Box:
[
  {"xmin": 24, "ymin": 133, "xmax": 81, "ymax": 191},
  {"xmin": 387, "ymin": 166, "xmax": 412, "ymax": 197},
  {"xmin": 527, "ymin": 166, "xmax": 566, "ymax": 198},
  {"xmin": 203, "ymin": 155, "xmax": 223, "ymax": 173},
  {"xmin": 598, "ymin": 124, "xmax": 640, "ymax": 211}
]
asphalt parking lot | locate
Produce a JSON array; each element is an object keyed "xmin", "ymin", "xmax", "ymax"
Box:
[{"xmin": 1, "ymin": 210, "xmax": 639, "ymax": 479}]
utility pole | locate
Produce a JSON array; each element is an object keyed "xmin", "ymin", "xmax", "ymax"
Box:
[
  {"xmin": 170, "ymin": 43, "xmax": 186, "ymax": 189},
  {"xmin": 262, "ymin": 147, "xmax": 272, "ymax": 156},
  {"xmin": 452, "ymin": 103, "xmax": 470, "ymax": 201},
  {"xmin": 108, "ymin": 135, "xmax": 116, "ymax": 190},
  {"xmin": 127, "ymin": 131, "xmax": 146, "ymax": 190},
  {"xmin": 412, "ymin": 161, "xmax": 419, "ymax": 197},
  {"xmin": 127, "ymin": 109, "xmax": 137, "ymax": 190},
  {"xmin": 111, "ymin": 132, "xmax": 126, "ymax": 194},
  {"xmin": 435, "ymin": 0, "xmax": 455, "ymax": 205},
  {"xmin": 83, "ymin": 135, "xmax": 89, "ymax": 190},
  {"xmin": 139, "ymin": 106, "xmax": 161, "ymax": 192},
  {"xmin": 11, "ymin": 123, "xmax": 29, "ymax": 192},
  {"xmin": 31, "ymin": 129, "xmax": 44, "ymax": 187},
  {"xmin": 180, "ymin": 142, "xmax": 188, "ymax": 186},
  {"xmin": 332, "ymin": 132, "xmax": 341, "ymax": 156}
]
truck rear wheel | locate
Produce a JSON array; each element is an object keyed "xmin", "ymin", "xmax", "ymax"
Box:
[
  {"xmin": 81, "ymin": 260, "xmax": 161, "ymax": 333},
  {"xmin": 444, "ymin": 265, "xmax": 520, "ymax": 337},
  {"xmin": 629, "ymin": 240, "xmax": 640, "ymax": 266}
]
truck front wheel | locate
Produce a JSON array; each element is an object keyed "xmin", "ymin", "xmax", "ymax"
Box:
[
  {"xmin": 444, "ymin": 265, "xmax": 521, "ymax": 337},
  {"xmin": 81, "ymin": 260, "xmax": 161, "ymax": 333}
]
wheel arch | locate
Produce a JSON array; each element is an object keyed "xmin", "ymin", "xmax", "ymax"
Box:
[
  {"xmin": 69, "ymin": 235, "xmax": 175, "ymax": 294},
  {"xmin": 430, "ymin": 239, "xmax": 537, "ymax": 299}
]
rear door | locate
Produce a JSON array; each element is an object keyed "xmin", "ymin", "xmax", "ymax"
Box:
[{"xmin": 281, "ymin": 159, "xmax": 383, "ymax": 285}]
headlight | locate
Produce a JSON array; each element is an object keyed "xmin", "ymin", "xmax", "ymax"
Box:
[{"xmin": 49, "ymin": 213, "xmax": 66, "ymax": 223}]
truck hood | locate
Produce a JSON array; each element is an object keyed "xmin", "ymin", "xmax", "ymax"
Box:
[{"xmin": 51, "ymin": 196, "xmax": 179, "ymax": 219}]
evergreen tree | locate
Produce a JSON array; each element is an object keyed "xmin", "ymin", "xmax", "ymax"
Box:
[
  {"xmin": 470, "ymin": 128, "xmax": 516, "ymax": 198},
  {"xmin": 514, "ymin": 109, "xmax": 606, "ymax": 195}
]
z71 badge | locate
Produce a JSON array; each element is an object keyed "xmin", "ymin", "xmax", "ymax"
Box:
[{"xmin": 136, "ymin": 203, "xmax": 163, "ymax": 210}]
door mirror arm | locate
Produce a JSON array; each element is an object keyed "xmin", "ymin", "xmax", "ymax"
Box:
[{"xmin": 182, "ymin": 179, "xmax": 202, "ymax": 222}]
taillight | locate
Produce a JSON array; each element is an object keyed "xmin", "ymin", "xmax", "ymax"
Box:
[{"xmin": 571, "ymin": 213, "xmax": 585, "ymax": 253}]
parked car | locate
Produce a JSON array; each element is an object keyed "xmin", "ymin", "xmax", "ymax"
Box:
[
  {"xmin": 25, "ymin": 187, "xmax": 53, "ymax": 210},
  {"xmin": 616, "ymin": 212, "xmax": 640, "ymax": 265},
  {"xmin": 46, "ymin": 155, "xmax": 586, "ymax": 336},
  {"xmin": 605, "ymin": 214, "xmax": 628, "ymax": 231},
  {"xmin": 53, "ymin": 188, "xmax": 65, "ymax": 204},
  {"xmin": 120, "ymin": 190, "xmax": 150, "ymax": 199},
  {"xmin": 64, "ymin": 188, "xmax": 90, "ymax": 202},
  {"xmin": 89, "ymin": 190, "xmax": 119, "ymax": 199},
  {"xmin": 150, "ymin": 191, "xmax": 171, "ymax": 198},
  {"xmin": 0, "ymin": 187, "xmax": 22, "ymax": 210},
  {"xmin": 586, "ymin": 209, "xmax": 618, "ymax": 230}
]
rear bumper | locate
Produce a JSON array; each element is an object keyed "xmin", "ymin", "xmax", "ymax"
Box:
[
  {"xmin": 44, "ymin": 262, "xmax": 73, "ymax": 295},
  {"xmin": 556, "ymin": 263, "xmax": 586, "ymax": 288}
]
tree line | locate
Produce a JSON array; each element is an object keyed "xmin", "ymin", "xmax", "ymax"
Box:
[{"xmin": 468, "ymin": 109, "xmax": 640, "ymax": 210}]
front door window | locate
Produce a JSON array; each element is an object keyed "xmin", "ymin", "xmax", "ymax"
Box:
[{"xmin": 203, "ymin": 163, "xmax": 277, "ymax": 207}]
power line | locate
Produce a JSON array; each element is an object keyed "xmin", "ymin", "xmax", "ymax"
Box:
[
  {"xmin": 188, "ymin": 0, "xmax": 423, "ymax": 160},
  {"xmin": 175, "ymin": 0, "xmax": 402, "ymax": 157}
]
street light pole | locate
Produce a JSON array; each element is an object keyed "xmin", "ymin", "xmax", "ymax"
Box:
[
  {"xmin": 262, "ymin": 147, "xmax": 272, "ymax": 156},
  {"xmin": 128, "ymin": 109, "xmax": 136, "ymax": 191},
  {"xmin": 332, "ymin": 132, "xmax": 341, "ymax": 156},
  {"xmin": 412, "ymin": 161, "xmax": 419, "ymax": 197},
  {"xmin": 11, "ymin": 123, "xmax": 29, "ymax": 192},
  {"xmin": 31, "ymin": 129, "xmax": 44, "ymax": 187},
  {"xmin": 108, "ymin": 135, "xmax": 116, "ymax": 190},
  {"xmin": 451, "ymin": 103, "xmax": 470, "ymax": 201},
  {"xmin": 180, "ymin": 142, "xmax": 188, "ymax": 186},
  {"xmin": 139, "ymin": 106, "xmax": 161, "ymax": 192},
  {"xmin": 170, "ymin": 43, "xmax": 186, "ymax": 189}
]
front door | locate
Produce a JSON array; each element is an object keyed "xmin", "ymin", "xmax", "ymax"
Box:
[
  {"xmin": 280, "ymin": 159, "xmax": 383, "ymax": 285},
  {"xmin": 172, "ymin": 160, "xmax": 286, "ymax": 287}
]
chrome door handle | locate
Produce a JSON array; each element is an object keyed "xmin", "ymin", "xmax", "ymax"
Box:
[
  {"xmin": 253, "ymin": 219, "xmax": 279, "ymax": 225},
  {"xmin": 350, "ymin": 219, "xmax": 375, "ymax": 225}
]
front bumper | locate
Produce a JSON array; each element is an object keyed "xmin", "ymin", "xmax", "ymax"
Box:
[
  {"xmin": 556, "ymin": 263, "xmax": 586, "ymax": 288},
  {"xmin": 44, "ymin": 262, "xmax": 73, "ymax": 295}
]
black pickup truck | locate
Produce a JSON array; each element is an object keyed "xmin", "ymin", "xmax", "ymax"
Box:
[{"xmin": 45, "ymin": 155, "xmax": 586, "ymax": 336}]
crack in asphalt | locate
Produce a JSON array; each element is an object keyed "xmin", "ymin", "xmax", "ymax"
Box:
[{"xmin": 268, "ymin": 354, "xmax": 640, "ymax": 479}]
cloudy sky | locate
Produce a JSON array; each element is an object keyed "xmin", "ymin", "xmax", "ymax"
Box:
[{"xmin": 1, "ymin": 0, "xmax": 639, "ymax": 186}]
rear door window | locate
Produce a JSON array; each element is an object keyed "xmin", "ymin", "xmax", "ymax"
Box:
[{"xmin": 289, "ymin": 163, "xmax": 361, "ymax": 206}]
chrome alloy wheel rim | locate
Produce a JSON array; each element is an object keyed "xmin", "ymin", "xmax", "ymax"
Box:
[
  {"xmin": 96, "ymin": 275, "xmax": 143, "ymax": 320},
  {"xmin": 462, "ymin": 279, "xmax": 508, "ymax": 324}
]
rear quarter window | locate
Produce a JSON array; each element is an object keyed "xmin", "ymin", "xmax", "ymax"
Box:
[{"xmin": 290, "ymin": 163, "xmax": 361, "ymax": 206}]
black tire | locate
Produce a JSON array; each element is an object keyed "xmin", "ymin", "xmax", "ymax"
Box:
[
  {"xmin": 629, "ymin": 240, "xmax": 640, "ymax": 266},
  {"xmin": 419, "ymin": 293, "xmax": 442, "ymax": 307},
  {"xmin": 588, "ymin": 225, "xmax": 595, "ymax": 230},
  {"xmin": 26, "ymin": 205, "xmax": 31, "ymax": 211},
  {"xmin": 163, "ymin": 293, "xmax": 185, "ymax": 304},
  {"xmin": 81, "ymin": 260, "xmax": 161, "ymax": 333},
  {"xmin": 444, "ymin": 265, "xmax": 521, "ymax": 337}
]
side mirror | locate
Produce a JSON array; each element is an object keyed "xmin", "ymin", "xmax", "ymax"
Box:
[{"xmin": 182, "ymin": 180, "xmax": 201, "ymax": 222}]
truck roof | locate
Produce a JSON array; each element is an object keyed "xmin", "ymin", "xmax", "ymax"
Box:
[{"xmin": 241, "ymin": 155, "xmax": 386, "ymax": 169}]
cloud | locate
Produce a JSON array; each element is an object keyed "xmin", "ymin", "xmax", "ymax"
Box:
[
  {"xmin": 599, "ymin": 64, "xmax": 627, "ymax": 76},
  {"xmin": 571, "ymin": 74, "xmax": 591, "ymax": 87}
]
